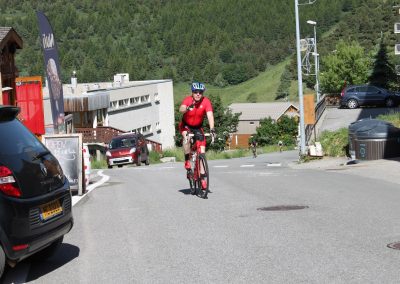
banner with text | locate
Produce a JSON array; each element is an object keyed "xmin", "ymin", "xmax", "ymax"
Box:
[{"xmin": 37, "ymin": 11, "xmax": 65, "ymax": 134}]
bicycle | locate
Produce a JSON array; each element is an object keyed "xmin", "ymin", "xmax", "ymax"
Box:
[{"xmin": 186, "ymin": 131, "xmax": 214, "ymax": 199}]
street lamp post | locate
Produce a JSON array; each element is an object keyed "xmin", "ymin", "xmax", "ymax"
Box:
[
  {"xmin": 295, "ymin": 0, "xmax": 306, "ymax": 155},
  {"xmin": 307, "ymin": 20, "xmax": 320, "ymax": 102}
]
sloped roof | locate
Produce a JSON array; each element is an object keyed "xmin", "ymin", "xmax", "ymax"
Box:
[
  {"xmin": 0, "ymin": 27, "xmax": 23, "ymax": 50},
  {"xmin": 229, "ymin": 102, "xmax": 299, "ymax": 121}
]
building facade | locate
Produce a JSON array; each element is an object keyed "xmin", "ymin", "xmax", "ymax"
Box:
[
  {"xmin": 43, "ymin": 75, "xmax": 175, "ymax": 149},
  {"xmin": 228, "ymin": 102, "xmax": 299, "ymax": 148}
]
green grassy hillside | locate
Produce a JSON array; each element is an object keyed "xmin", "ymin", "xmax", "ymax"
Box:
[{"xmin": 173, "ymin": 59, "xmax": 305, "ymax": 106}]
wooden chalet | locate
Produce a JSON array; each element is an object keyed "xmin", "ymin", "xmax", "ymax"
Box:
[
  {"xmin": 228, "ymin": 102, "xmax": 299, "ymax": 148},
  {"xmin": 0, "ymin": 27, "xmax": 23, "ymax": 105}
]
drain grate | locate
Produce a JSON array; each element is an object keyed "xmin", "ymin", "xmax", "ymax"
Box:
[
  {"xmin": 257, "ymin": 205, "xmax": 309, "ymax": 211},
  {"xmin": 387, "ymin": 242, "xmax": 400, "ymax": 250}
]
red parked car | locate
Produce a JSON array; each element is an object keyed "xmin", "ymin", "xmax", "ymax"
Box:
[{"xmin": 106, "ymin": 133, "xmax": 150, "ymax": 168}]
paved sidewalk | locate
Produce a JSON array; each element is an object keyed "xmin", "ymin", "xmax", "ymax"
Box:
[
  {"xmin": 71, "ymin": 169, "xmax": 109, "ymax": 206},
  {"xmin": 290, "ymin": 156, "xmax": 400, "ymax": 185}
]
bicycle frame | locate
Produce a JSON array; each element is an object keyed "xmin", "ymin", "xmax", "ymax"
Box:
[
  {"xmin": 188, "ymin": 133, "xmax": 210, "ymax": 181},
  {"xmin": 186, "ymin": 132, "xmax": 212, "ymax": 198}
]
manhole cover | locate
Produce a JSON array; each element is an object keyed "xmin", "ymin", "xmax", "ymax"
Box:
[
  {"xmin": 387, "ymin": 242, "xmax": 400, "ymax": 250},
  {"xmin": 257, "ymin": 205, "xmax": 309, "ymax": 211}
]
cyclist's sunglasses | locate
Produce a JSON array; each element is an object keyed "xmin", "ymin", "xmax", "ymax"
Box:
[{"xmin": 192, "ymin": 90, "xmax": 204, "ymax": 95}]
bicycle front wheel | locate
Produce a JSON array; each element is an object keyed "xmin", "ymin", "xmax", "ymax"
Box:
[{"xmin": 198, "ymin": 154, "xmax": 209, "ymax": 199}]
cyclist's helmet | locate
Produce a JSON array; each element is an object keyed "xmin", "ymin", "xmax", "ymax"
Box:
[{"xmin": 191, "ymin": 82, "xmax": 206, "ymax": 92}]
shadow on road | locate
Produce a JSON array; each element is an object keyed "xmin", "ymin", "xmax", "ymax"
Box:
[
  {"xmin": 178, "ymin": 188, "xmax": 192, "ymax": 195},
  {"xmin": 25, "ymin": 243, "xmax": 80, "ymax": 282},
  {"xmin": 355, "ymin": 107, "xmax": 400, "ymax": 120}
]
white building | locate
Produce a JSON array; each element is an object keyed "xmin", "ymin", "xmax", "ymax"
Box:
[{"xmin": 43, "ymin": 74, "xmax": 175, "ymax": 149}]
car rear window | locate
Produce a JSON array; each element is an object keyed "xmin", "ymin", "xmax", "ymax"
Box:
[
  {"xmin": 346, "ymin": 87, "xmax": 356, "ymax": 93},
  {"xmin": 110, "ymin": 137, "xmax": 137, "ymax": 149},
  {"xmin": 0, "ymin": 119, "xmax": 46, "ymax": 156}
]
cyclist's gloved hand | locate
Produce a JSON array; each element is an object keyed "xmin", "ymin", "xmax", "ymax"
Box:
[
  {"xmin": 186, "ymin": 102, "xmax": 195, "ymax": 111},
  {"xmin": 210, "ymin": 128, "xmax": 216, "ymax": 142}
]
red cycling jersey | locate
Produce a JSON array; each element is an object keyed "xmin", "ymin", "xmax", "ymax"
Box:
[{"xmin": 181, "ymin": 96, "xmax": 213, "ymax": 128}]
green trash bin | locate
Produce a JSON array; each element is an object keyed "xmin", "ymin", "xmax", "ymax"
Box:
[
  {"xmin": 348, "ymin": 119, "xmax": 383, "ymax": 160},
  {"xmin": 354, "ymin": 120, "xmax": 400, "ymax": 160}
]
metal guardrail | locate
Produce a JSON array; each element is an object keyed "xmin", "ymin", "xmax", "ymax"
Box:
[{"xmin": 305, "ymin": 94, "xmax": 328, "ymax": 144}]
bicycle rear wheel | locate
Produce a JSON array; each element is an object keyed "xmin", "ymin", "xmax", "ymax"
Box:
[{"xmin": 198, "ymin": 154, "xmax": 209, "ymax": 199}]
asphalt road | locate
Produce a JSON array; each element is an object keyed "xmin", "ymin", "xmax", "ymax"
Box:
[
  {"xmin": 319, "ymin": 106, "xmax": 400, "ymax": 132},
  {"xmin": 4, "ymin": 150, "xmax": 400, "ymax": 283}
]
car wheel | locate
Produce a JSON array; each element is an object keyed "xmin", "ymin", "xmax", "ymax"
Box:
[
  {"xmin": 31, "ymin": 236, "xmax": 63, "ymax": 261},
  {"xmin": 347, "ymin": 99, "xmax": 358, "ymax": 109},
  {"xmin": 385, "ymin": 98, "xmax": 395, "ymax": 107},
  {"xmin": 136, "ymin": 154, "xmax": 142, "ymax": 166},
  {"xmin": 117, "ymin": 165, "xmax": 123, "ymax": 168},
  {"xmin": 0, "ymin": 245, "xmax": 5, "ymax": 279},
  {"xmin": 108, "ymin": 165, "xmax": 112, "ymax": 169}
]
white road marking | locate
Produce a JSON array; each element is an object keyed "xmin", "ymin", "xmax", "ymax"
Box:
[
  {"xmin": 161, "ymin": 166, "xmax": 176, "ymax": 169},
  {"xmin": 240, "ymin": 164, "xmax": 255, "ymax": 167},
  {"xmin": 267, "ymin": 163, "xmax": 282, "ymax": 167},
  {"xmin": 72, "ymin": 170, "xmax": 110, "ymax": 206},
  {"xmin": 213, "ymin": 165, "xmax": 228, "ymax": 168}
]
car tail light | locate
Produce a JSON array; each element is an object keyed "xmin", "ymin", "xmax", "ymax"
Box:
[
  {"xmin": 12, "ymin": 244, "xmax": 29, "ymax": 251},
  {"xmin": 0, "ymin": 166, "xmax": 21, "ymax": 197}
]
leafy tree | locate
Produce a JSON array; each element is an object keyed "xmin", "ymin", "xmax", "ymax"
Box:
[
  {"xmin": 319, "ymin": 40, "xmax": 371, "ymax": 93},
  {"xmin": 253, "ymin": 117, "xmax": 278, "ymax": 146},
  {"xmin": 247, "ymin": 92, "xmax": 258, "ymax": 103},
  {"xmin": 253, "ymin": 115, "xmax": 297, "ymax": 146}
]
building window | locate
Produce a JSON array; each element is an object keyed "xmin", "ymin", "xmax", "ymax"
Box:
[
  {"xmin": 142, "ymin": 125, "xmax": 151, "ymax": 134},
  {"xmin": 155, "ymin": 122, "xmax": 160, "ymax": 130},
  {"xmin": 141, "ymin": 94, "xmax": 150, "ymax": 103},
  {"xmin": 119, "ymin": 99, "xmax": 129, "ymax": 107},
  {"xmin": 110, "ymin": 101, "xmax": 118, "ymax": 109},
  {"xmin": 250, "ymin": 122, "xmax": 254, "ymax": 125},
  {"xmin": 130, "ymin": 97, "xmax": 140, "ymax": 105},
  {"xmin": 154, "ymin": 92, "xmax": 160, "ymax": 102}
]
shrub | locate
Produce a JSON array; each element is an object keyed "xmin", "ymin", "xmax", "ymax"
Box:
[{"xmin": 319, "ymin": 128, "xmax": 348, "ymax": 157}]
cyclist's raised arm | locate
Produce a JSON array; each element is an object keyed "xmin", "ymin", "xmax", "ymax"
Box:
[{"xmin": 206, "ymin": 111, "xmax": 214, "ymax": 130}]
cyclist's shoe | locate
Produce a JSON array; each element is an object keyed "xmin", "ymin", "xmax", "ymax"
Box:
[
  {"xmin": 201, "ymin": 178, "xmax": 207, "ymax": 190},
  {"xmin": 184, "ymin": 160, "xmax": 191, "ymax": 170}
]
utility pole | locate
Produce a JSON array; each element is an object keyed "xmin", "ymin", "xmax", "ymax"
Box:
[
  {"xmin": 295, "ymin": 0, "xmax": 306, "ymax": 156},
  {"xmin": 307, "ymin": 20, "xmax": 320, "ymax": 102}
]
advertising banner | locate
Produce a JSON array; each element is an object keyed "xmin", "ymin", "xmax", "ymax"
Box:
[{"xmin": 37, "ymin": 11, "xmax": 65, "ymax": 134}]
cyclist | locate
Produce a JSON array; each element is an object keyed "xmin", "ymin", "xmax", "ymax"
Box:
[
  {"xmin": 250, "ymin": 140, "xmax": 257, "ymax": 158},
  {"xmin": 179, "ymin": 82, "xmax": 215, "ymax": 189}
]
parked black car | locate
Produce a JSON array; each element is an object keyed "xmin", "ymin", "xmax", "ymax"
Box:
[
  {"xmin": 0, "ymin": 106, "xmax": 73, "ymax": 278},
  {"xmin": 340, "ymin": 85, "xmax": 399, "ymax": 109}
]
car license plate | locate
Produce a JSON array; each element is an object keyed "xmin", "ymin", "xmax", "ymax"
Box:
[{"xmin": 40, "ymin": 200, "xmax": 63, "ymax": 221}]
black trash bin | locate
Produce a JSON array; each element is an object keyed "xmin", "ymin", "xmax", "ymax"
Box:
[
  {"xmin": 348, "ymin": 119, "xmax": 384, "ymax": 160},
  {"xmin": 353, "ymin": 120, "xmax": 400, "ymax": 160}
]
